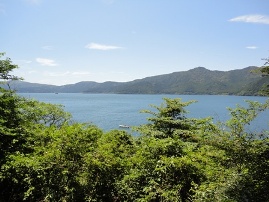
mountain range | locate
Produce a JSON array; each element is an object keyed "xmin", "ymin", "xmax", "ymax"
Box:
[{"xmin": 6, "ymin": 66, "xmax": 269, "ymax": 95}]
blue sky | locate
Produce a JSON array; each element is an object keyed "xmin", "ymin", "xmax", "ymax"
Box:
[{"xmin": 1, "ymin": 0, "xmax": 269, "ymax": 85}]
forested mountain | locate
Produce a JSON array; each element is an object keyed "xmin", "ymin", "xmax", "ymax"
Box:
[{"xmin": 7, "ymin": 66, "xmax": 269, "ymax": 95}]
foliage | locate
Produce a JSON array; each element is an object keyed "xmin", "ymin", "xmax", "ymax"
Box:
[
  {"xmin": 0, "ymin": 53, "xmax": 26, "ymax": 162},
  {"xmin": 0, "ymin": 92, "xmax": 28, "ymax": 164},
  {"xmin": 260, "ymin": 56, "xmax": 269, "ymax": 75},
  {"xmin": 194, "ymin": 99, "xmax": 269, "ymax": 201},
  {"xmin": 0, "ymin": 52, "xmax": 22, "ymax": 90},
  {"xmin": 252, "ymin": 56, "xmax": 269, "ymax": 95},
  {"xmin": 136, "ymin": 98, "xmax": 214, "ymax": 141},
  {"xmin": 21, "ymin": 99, "xmax": 72, "ymax": 128},
  {"xmin": 259, "ymin": 56, "xmax": 269, "ymax": 95},
  {"xmin": 0, "ymin": 124, "xmax": 103, "ymax": 201},
  {"xmin": 82, "ymin": 130, "xmax": 135, "ymax": 201},
  {"xmin": 219, "ymin": 100, "xmax": 269, "ymax": 201},
  {"xmin": 121, "ymin": 98, "xmax": 217, "ymax": 201},
  {"xmin": 1, "ymin": 53, "xmax": 269, "ymax": 201}
]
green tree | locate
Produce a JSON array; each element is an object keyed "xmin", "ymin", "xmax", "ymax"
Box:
[
  {"xmin": 118, "ymin": 98, "xmax": 216, "ymax": 201},
  {"xmin": 82, "ymin": 130, "xmax": 135, "ymax": 201},
  {"xmin": 195, "ymin": 100, "xmax": 269, "ymax": 201},
  {"xmin": 21, "ymin": 99, "xmax": 72, "ymax": 128},
  {"xmin": 0, "ymin": 53, "xmax": 74, "ymax": 201},
  {"xmin": 137, "ymin": 98, "xmax": 207, "ymax": 140},
  {"xmin": 0, "ymin": 52, "xmax": 22, "ymax": 91},
  {"xmin": 1, "ymin": 124, "xmax": 103, "ymax": 201},
  {"xmin": 0, "ymin": 53, "xmax": 26, "ymax": 163},
  {"xmin": 222, "ymin": 100, "xmax": 269, "ymax": 201},
  {"xmin": 254, "ymin": 56, "xmax": 269, "ymax": 95},
  {"xmin": 260, "ymin": 56, "xmax": 269, "ymax": 76}
]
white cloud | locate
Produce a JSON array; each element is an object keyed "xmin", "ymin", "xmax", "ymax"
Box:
[
  {"xmin": 229, "ymin": 14, "xmax": 269, "ymax": 25},
  {"xmin": 42, "ymin": 45, "xmax": 53, "ymax": 50},
  {"xmin": 85, "ymin": 43, "xmax": 123, "ymax": 50},
  {"xmin": 246, "ymin": 46, "xmax": 258, "ymax": 49},
  {"xmin": 36, "ymin": 58, "xmax": 58, "ymax": 66}
]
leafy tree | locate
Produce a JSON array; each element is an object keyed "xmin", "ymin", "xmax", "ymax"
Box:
[
  {"xmin": 117, "ymin": 135, "xmax": 207, "ymax": 201},
  {"xmin": 0, "ymin": 53, "xmax": 30, "ymax": 200},
  {"xmin": 0, "ymin": 53, "xmax": 74, "ymax": 201},
  {"xmin": 221, "ymin": 100, "xmax": 269, "ymax": 201},
  {"xmin": 0, "ymin": 52, "xmax": 22, "ymax": 90},
  {"xmin": 260, "ymin": 56, "xmax": 269, "ymax": 76},
  {"xmin": 21, "ymin": 99, "xmax": 72, "ymax": 128},
  {"xmin": 253, "ymin": 56, "xmax": 269, "ymax": 95},
  {"xmin": 0, "ymin": 53, "xmax": 27, "ymax": 164},
  {"xmin": 195, "ymin": 100, "xmax": 269, "ymax": 201},
  {"xmin": 1, "ymin": 124, "xmax": 103, "ymax": 201},
  {"xmin": 82, "ymin": 130, "xmax": 135, "ymax": 201},
  {"xmin": 136, "ymin": 98, "xmax": 211, "ymax": 141},
  {"xmin": 118, "ymin": 98, "xmax": 217, "ymax": 201}
]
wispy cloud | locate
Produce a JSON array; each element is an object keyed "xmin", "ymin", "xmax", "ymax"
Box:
[
  {"xmin": 229, "ymin": 14, "xmax": 269, "ymax": 25},
  {"xmin": 246, "ymin": 46, "xmax": 258, "ymax": 49},
  {"xmin": 85, "ymin": 43, "xmax": 123, "ymax": 50},
  {"xmin": 42, "ymin": 45, "xmax": 53, "ymax": 50},
  {"xmin": 36, "ymin": 58, "xmax": 58, "ymax": 66}
]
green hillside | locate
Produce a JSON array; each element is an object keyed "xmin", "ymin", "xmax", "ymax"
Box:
[{"xmin": 6, "ymin": 66, "xmax": 269, "ymax": 95}]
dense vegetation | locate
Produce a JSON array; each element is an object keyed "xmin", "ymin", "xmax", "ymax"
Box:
[
  {"xmin": 1, "ymin": 53, "xmax": 269, "ymax": 201},
  {"xmin": 6, "ymin": 66, "xmax": 269, "ymax": 95}
]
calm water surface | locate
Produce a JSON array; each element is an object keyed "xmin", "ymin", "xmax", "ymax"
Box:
[{"xmin": 20, "ymin": 93, "xmax": 269, "ymax": 132}]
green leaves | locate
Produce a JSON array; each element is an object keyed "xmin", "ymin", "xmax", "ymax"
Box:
[
  {"xmin": 20, "ymin": 99, "xmax": 72, "ymax": 128},
  {"xmin": 0, "ymin": 53, "xmax": 22, "ymax": 90},
  {"xmin": 1, "ymin": 54, "xmax": 269, "ymax": 201},
  {"xmin": 137, "ymin": 98, "xmax": 198, "ymax": 139}
]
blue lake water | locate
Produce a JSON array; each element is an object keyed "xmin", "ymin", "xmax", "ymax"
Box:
[{"xmin": 19, "ymin": 93, "xmax": 269, "ymax": 132}]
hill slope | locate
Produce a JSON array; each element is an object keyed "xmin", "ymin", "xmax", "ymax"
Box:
[{"xmin": 6, "ymin": 66, "xmax": 269, "ymax": 95}]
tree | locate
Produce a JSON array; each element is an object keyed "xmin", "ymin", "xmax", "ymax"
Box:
[
  {"xmin": 0, "ymin": 52, "xmax": 22, "ymax": 91},
  {"xmin": 21, "ymin": 99, "xmax": 72, "ymax": 128},
  {"xmin": 0, "ymin": 53, "xmax": 72, "ymax": 164},
  {"xmin": 0, "ymin": 53, "xmax": 26, "ymax": 163},
  {"xmin": 119, "ymin": 98, "xmax": 216, "ymax": 201},
  {"xmin": 0, "ymin": 124, "xmax": 103, "ymax": 201},
  {"xmin": 136, "ymin": 98, "xmax": 214, "ymax": 141},
  {"xmin": 260, "ymin": 56, "xmax": 269, "ymax": 76},
  {"xmin": 136, "ymin": 98, "xmax": 194, "ymax": 139},
  {"xmin": 0, "ymin": 53, "xmax": 74, "ymax": 201},
  {"xmin": 82, "ymin": 130, "xmax": 135, "ymax": 201},
  {"xmin": 195, "ymin": 100, "xmax": 269, "ymax": 201},
  {"xmin": 222, "ymin": 100, "xmax": 269, "ymax": 201},
  {"xmin": 255, "ymin": 56, "xmax": 269, "ymax": 95}
]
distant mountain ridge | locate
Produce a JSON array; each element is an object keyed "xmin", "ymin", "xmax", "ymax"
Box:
[{"xmin": 6, "ymin": 66, "xmax": 269, "ymax": 95}]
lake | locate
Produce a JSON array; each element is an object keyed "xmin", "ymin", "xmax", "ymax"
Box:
[{"xmin": 19, "ymin": 93, "xmax": 269, "ymax": 132}]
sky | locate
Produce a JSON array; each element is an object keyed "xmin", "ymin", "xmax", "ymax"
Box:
[{"xmin": 1, "ymin": 0, "xmax": 269, "ymax": 85}]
